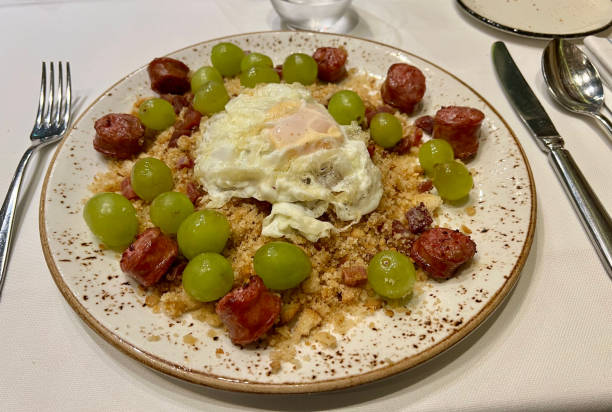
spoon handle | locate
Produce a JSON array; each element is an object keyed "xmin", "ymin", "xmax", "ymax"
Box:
[
  {"xmin": 591, "ymin": 112, "xmax": 612, "ymax": 138},
  {"xmin": 549, "ymin": 147, "xmax": 612, "ymax": 279}
]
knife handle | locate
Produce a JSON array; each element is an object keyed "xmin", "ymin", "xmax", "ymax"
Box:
[{"xmin": 548, "ymin": 147, "xmax": 612, "ymax": 278}]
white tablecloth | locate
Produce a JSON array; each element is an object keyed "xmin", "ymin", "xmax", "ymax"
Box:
[{"xmin": 1, "ymin": 1, "xmax": 611, "ymax": 410}]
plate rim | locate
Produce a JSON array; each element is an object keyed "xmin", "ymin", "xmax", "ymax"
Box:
[
  {"xmin": 456, "ymin": 0, "xmax": 612, "ymax": 39},
  {"xmin": 39, "ymin": 30, "xmax": 537, "ymax": 394}
]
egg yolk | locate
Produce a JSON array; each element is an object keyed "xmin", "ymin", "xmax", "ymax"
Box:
[{"xmin": 266, "ymin": 102, "xmax": 343, "ymax": 158}]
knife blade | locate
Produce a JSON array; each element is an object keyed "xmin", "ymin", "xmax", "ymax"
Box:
[
  {"xmin": 492, "ymin": 41, "xmax": 612, "ymax": 279},
  {"xmin": 492, "ymin": 42, "xmax": 561, "ymax": 150}
]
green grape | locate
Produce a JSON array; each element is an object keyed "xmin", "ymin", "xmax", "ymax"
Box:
[
  {"xmin": 418, "ymin": 139, "xmax": 454, "ymax": 176},
  {"xmin": 282, "ymin": 53, "xmax": 318, "ymax": 85},
  {"xmin": 253, "ymin": 241, "xmax": 311, "ymax": 290},
  {"xmin": 191, "ymin": 65, "xmax": 223, "ymax": 93},
  {"xmin": 138, "ymin": 98, "xmax": 176, "ymax": 131},
  {"xmin": 240, "ymin": 66, "xmax": 280, "ymax": 88},
  {"xmin": 177, "ymin": 210, "xmax": 230, "ymax": 259},
  {"xmin": 211, "ymin": 42, "xmax": 244, "ymax": 77},
  {"xmin": 367, "ymin": 250, "xmax": 415, "ymax": 299},
  {"xmin": 149, "ymin": 191, "xmax": 194, "ymax": 235},
  {"xmin": 192, "ymin": 80, "xmax": 230, "ymax": 115},
  {"xmin": 327, "ymin": 90, "xmax": 365, "ymax": 125},
  {"xmin": 83, "ymin": 192, "xmax": 138, "ymax": 249},
  {"xmin": 240, "ymin": 52, "xmax": 273, "ymax": 72},
  {"xmin": 370, "ymin": 112, "xmax": 403, "ymax": 148},
  {"xmin": 432, "ymin": 161, "xmax": 473, "ymax": 201},
  {"xmin": 182, "ymin": 253, "xmax": 234, "ymax": 302},
  {"xmin": 130, "ymin": 157, "xmax": 173, "ymax": 202}
]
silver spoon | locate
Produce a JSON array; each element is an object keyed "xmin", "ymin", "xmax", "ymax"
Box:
[{"xmin": 542, "ymin": 38, "xmax": 612, "ymax": 138}]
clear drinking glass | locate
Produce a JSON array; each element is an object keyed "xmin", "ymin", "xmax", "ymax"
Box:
[{"xmin": 270, "ymin": 0, "xmax": 353, "ymax": 32}]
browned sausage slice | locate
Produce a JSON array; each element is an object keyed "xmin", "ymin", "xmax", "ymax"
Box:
[
  {"xmin": 185, "ymin": 181, "xmax": 205, "ymax": 205},
  {"xmin": 341, "ymin": 266, "xmax": 368, "ymax": 287},
  {"xmin": 417, "ymin": 180, "xmax": 433, "ymax": 193},
  {"xmin": 148, "ymin": 57, "xmax": 191, "ymax": 95},
  {"xmin": 415, "ymin": 115, "xmax": 434, "ymax": 134},
  {"xmin": 165, "ymin": 260, "xmax": 187, "ymax": 282},
  {"xmin": 433, "ymin": 106, "xmax": 485, "ymax": 160},
  {"xmin": 215, "ymin": 276, "xmax": 281, "ymax": 345},
  {"xmin": 313, "ymin": 47, "xmax": 348, "ymax": 82},
  {"xmin": 381, "ymin": 63, "xmax": 426, "ymax": 114},
  {"xmin": 405, "ymin": 202, "xmax": 433, "ymax": 234},
  {"xmin": 120, "ymin": 176, "xmax": 139, "ymax": 200},
  {"xmin": 93, "ymin": 113, "xmax": 145, "ymax": 159},
  {"xmin": 392, "ymin": 127, "xmax": 423, "ymax": 155},
  {"xmin": 392, "ymin": 136, "xmax": 412, "ymax": 155},
  {"xmin": 411, "ymin": 227, "xmax": 476, "ymax": 280},
  {"xmin": 274, "ymin": 64, "xmax": 283, "ymax": 80},
  {"xmin": 168, "ymin": 107, "xmax": 202, "ymax": 148},
  {"xmin": 120, "ymin": 228, "xmax": 178, "ymax": 287},
  {"xmin": 161, "ymin": 93, "xmax": 192, "ymax": 114}
]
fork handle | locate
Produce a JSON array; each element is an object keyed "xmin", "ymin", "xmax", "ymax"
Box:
[{"xmin": 0, "ymin": 145, "xmax": 37, "ymax": 298}]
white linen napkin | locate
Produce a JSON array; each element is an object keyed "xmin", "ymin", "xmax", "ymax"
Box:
[{"xmin": 583, "ymin": 35, "xmax": 612, "ymax": 89}]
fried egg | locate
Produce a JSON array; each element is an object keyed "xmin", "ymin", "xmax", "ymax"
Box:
[{"xmin": 193, "ymin": 83, "xmax": 382, "ymax": 242}]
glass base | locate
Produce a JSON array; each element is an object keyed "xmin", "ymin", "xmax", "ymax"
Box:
[{"xmin": 282, "ymin": 8, "xmax": 359, "ymax": 33}]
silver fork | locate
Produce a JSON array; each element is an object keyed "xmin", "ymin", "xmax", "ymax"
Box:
[{"xmin": 0, "ymin": 62, "xmax": 72, "ymax": 298}]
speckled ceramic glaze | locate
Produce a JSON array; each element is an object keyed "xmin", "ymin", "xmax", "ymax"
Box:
[
  {"xmin": 458, "ymin": 0, "xmax": 612, "ymax": 38},
  {"xmin": 40, "ymin": 31, "xmax": 535, "ymax": 393}
]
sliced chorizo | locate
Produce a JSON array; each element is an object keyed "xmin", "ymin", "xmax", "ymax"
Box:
[
  {"xmin": 215, "ymin": 276, "xmax": 281, "ymax": 345},
  {"xmin": 245, "ymin": 198, "xmax": 272, "ymax": 215},
  {"xmin": 120, "ymin": 228, "xmax": 178, "ymax": 287},
  {"xmin": 313, "ymin": 47, "xmax": 348, "ymax": 82},
  {"xmin": 405, "ymin": 202, "xmax": 433, "ymax": 234},
  {"xmin": 392, "ymin": 136, "xmax": 412, "ymax": 155},
  {"xmin": 93, "ymin": 113, "xmax": 145, "ymax": 159},
  {"xmin": 410, "ymin": 227, "xmax": 476, "ymax": 280},
  {"xmin": 432, "ymin": 106, "xmax": 485, "ymax": 160},
  {"xmin": 341, "ymin": 265, "xmax": 368, "ymax": 287},
  {"xmin": 367, "ymin": 143, "xmax": 376, "ymax": 158},
  {"xmin": 168, "ymin": 107, "xmax": 202, "ymax": 148},
  {"xmin": 393, "ymin": 128, "xmax": 422, "ymax": 155},
  {"xmin": 148, "ymin": 57, "xmax": 191, "ymax": 95},
  {"xmin": 411, "ymin": 126, "xmax": 423, "ymax": 147},
  {"xmin": 185, "ymin": 181, "xmax": 205, "ymax": 204},
  {"xmin": 415, "ymin": 115, "xmax": 434, "ymax": 135},
  {"xmin": 417, "ymin": 179, "xmax": 433, "ymax": 193},
  {"xmin": 274, "ymin": 64, "xmax": 283, "ymax": 80},
  {"xmin": 165, "ymin": 260, "xmax": 187, "ymax": 282},
  {"xmin": 381, "ymin": 63, "xmax": 426, "ymax": 114},
  {"xmin": 120, "ymin": 176, "xmax": 139, "ymax": 200},
  {"xmin": 161, "ymin": 93, "xmax": 192, "ymax": 114}
]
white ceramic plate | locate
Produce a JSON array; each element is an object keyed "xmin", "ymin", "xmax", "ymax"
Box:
[
  {"xmin": 40, "ymin": 31, "xmax": 535, "ymax": 393},
  {"xmin": 458, "ymin": 0, "xmax": 612, "ymax": 39}
]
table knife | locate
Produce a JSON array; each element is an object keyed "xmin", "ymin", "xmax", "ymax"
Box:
[{"xmin": 492, "ymin": 41, "xmax": 612, "ymax": 279}]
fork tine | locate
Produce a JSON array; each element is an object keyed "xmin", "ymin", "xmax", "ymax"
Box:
[
  {"xmin": 34, "ymin": 62, "xmax": 46, "ymax": 128},
  {"xmin": 44, "ymin": 62, "xmax": 54, "ymax": 125},
  {"xmin": 62, "ymin": 62, "xmax": 72, "ymax": 129},
  {"xmin": 53, "ymin": 62, "xmax": 63, "ymax": 127}
]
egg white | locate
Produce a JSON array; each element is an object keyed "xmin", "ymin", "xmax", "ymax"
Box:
[{"xmin": 193, "ymin": 83, "xmax": 383, "ymax": 242}]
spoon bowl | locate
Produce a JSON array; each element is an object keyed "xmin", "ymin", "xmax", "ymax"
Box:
[{"xmin": 542, "ymin": 38, "xmax": 612, "ymax": 137}]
